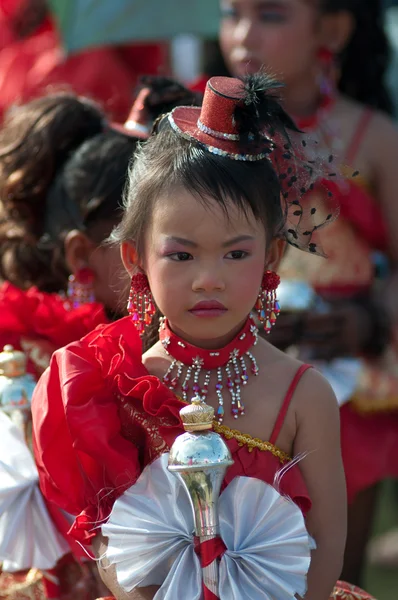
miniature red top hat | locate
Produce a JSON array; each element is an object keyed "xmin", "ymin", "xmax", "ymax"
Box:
[
  {"xmin": 111, "ymin": 87, "xmax": 152, "ymax": 140},
  {"xmin": 168, "ymin": 76, "xmax": 272, "ymax": 161}
]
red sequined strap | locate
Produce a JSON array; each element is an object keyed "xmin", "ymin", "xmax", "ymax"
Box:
[
  {"xmin": 345, "ymin": 108, "xmax": 373, "ymax": 165},
  {"xmin": 270, "ymin": 364, "xmax": 312, "ymax": 445}
]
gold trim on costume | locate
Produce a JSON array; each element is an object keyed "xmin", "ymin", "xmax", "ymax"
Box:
[
  {"xmin": 212, "ymin": 422, "xmax": 291, "ymax": 462},
  {"xmin": 177, "ymin": 395, "xmax": 291, "ymax": 461}
]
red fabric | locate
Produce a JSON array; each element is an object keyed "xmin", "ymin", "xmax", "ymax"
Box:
[
  {"xmin": 190, "ymin": 75, "xmax": 208, "ymax": 94},
  {"xmin": 340, "ymin": 403, "xmax": 398, "ymax": 503},
  {"xmin": 270, "ymin": 364, "xmax": 312, "ymax": 444},
  {"xmin": 32, "ymin": 316, "xmax": 312, "ymax": 546},
  {"xmin": 41, "ymin": 569, "xmax": 60, "ymax": 599},
  {"xmin": 203, "ymin": 587, "xmax": 220, "ymax": 600},
  {"xmin": 320, "ymin": 179, "xmax": 387, "ymax": 253},
  {"xmin": 194, "ymin": 537, "xmax": 226, "ymax": 568},
  {"xmin": 0, "ymin": 10, "xmax": 167, "ymax": 122},
  {"xmin": 333, "ymin": 581, "xmax": 376, "ymax": 599},
  {"xmin": 0, "ymin": 282, "xmax": 107, "ymax": 376}
]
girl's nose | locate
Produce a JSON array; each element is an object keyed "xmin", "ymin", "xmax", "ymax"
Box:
[
  {"xmin": 234, "ymin": 17, "xmax": 257, "ymax": 47},
  {"xmin": 192, "ymin": 264, "xmax": 226, "ymax": 292}
]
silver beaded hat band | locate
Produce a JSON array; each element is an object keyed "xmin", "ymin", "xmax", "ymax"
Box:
[
  {"xmin": 168, "ymin": 113, "xmax": 270, "ymax": 162},
  {"xmin": 197, "ymin": 119, "xmax": 240, "ymax": 141}
]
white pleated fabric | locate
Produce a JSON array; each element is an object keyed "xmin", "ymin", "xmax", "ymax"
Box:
[
  {"xmin": 0, "ymin": 411, "xmax": 69, "ymax": 571},
  {"xmin": 102, "ymin": 453, "xmax": 312, "ymax": 600}
]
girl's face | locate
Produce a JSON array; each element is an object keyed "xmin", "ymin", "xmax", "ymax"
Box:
[
  {"xmin": 141, "ymin": 188, "xmax": 268, "ymax": 349},
  {"xmin": 219, "ymin": 0, "xmax": 320, "ymax": 87}
]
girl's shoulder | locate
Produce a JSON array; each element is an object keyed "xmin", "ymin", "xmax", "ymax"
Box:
[
  {"xmin": 339, "ymin": 96, "xmax": 398, "ymax": 155},
  {"xmin": 257, "ymin": 338, "xmax": 338, "ymax": 415}
]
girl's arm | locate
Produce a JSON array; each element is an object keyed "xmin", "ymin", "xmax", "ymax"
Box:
[
  {"xmin": 370, "ymin": 113, "xmax": 398, "ymax": 266},
  {"xmin": 369, "ymin": 114, "xmax": 398, "ymax": 321},
  {"xmin": 293, "ymin": 369, "xmax": 347, "ymax": 600}
]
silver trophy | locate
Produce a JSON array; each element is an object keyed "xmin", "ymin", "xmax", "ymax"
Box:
[{"xmin": 168, "ymin": 396, "xmax": 233, "ymax": 598}]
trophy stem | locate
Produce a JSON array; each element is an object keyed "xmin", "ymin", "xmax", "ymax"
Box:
[
  {"xmin": 197, "ymin": 533, "xmax": 222, "ymax": 599},
  {"xmin": 168, "ymin": 396, "xmax": 233, "ymax": 599}
]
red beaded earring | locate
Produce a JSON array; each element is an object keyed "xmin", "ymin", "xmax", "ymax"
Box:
[
  {"xmin": 317, "ymin": 47, "xmax": 338, "ymax": 96},
  {"xmin": 67, "ymin": 267, "xmax": 95, "ymax": 308},
  {"xmin": 255, "ymin": 271, "xmax": 281, "ymax": 334},
  {"xmin": 127, "ymin": 272, "xmax": 156, "ymax": 336}
]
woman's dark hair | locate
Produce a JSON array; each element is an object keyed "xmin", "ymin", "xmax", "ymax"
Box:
[
  {"xmin": 322, "ymin": 0, "xmax": 393, "ymax": 114},
  {"xmin": 0, "ymin": 92, "xmax": 136, "ymax": 292},
  {"xmin": 0, "ymin": 78, "xmax": 199, "ymax": 293}
]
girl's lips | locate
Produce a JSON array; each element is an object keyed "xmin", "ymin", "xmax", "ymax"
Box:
[
  {"xmin": 189, "ymin": 301, "xmax": 228, "ymax": 318},
  {"xmin": 189, "ymin": 308, "xmax": 228, "ymax": 318}
]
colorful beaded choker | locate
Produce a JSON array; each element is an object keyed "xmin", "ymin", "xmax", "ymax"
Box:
[{"xmin": 159, "ymin": 316, "xmax": 259, "ymax": 423}]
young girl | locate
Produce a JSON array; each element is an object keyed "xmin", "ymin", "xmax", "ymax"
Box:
[
  {"xmin": 0, "ymin": 78, "xmax": 199, "ymax": 600},
  {"xmin": 32, "ymin": 74, "xmax": 375, "ymax": 600},
  {"xmin": 218, "ymin": 0, "xmax": 398, "ymax": 584}
]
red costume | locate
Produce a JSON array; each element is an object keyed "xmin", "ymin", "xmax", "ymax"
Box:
[
  {"xmin": 0, "ymin": 1, "xmax": 166, "ymax": 122},
  {"xmin": 32, "ymin": 318, "xmax": 373, "ymax": 599},
  {"xmin": 32, "ymin": 317, "xmax": 310, "ymax": 545}
]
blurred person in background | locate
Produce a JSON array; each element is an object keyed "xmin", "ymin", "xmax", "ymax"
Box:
[
  {"xmin": 0, "ymin": 76, "xmax": 199, "ymax": 600},
  {"xmin": 0, "ymin": 0, "xmax": 168, "ymax": 122},
  {"xmin": 192, "ymin": 0, "xmax": 398, "ymax": 588}
]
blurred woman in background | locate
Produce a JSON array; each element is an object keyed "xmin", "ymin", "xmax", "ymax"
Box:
[{"xmin": 215, "ymin": 0, "xmax": 398, "ymax": 586}]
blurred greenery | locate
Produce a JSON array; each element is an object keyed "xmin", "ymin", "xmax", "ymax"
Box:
[{"xmin": 364, "ymin": 481, "xmax": 398, "ymax": 599}]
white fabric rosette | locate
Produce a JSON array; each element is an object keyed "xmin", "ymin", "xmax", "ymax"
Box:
[
  {"xmin": 0, "ymin": 411, "xmax": 69, "ymax": 571},
  {"xmin": 102, "ymin": 453, "xmax": 312, "ymax": 600}
]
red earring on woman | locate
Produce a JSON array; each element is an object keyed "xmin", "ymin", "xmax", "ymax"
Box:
[
  {"xmin": 255, "ymin": 271, "xmax": 281, "ymax": 334},
  {"xmin": 317, "ymin": 47, "xmax": 338, "ymax": 96},
  {"xmin": 127, "ymin": 272, "xmax": 156, "ymax": 336},
  {"xmin": 67, "ymin": 267, "xmax": 95, "ymax": 308}
]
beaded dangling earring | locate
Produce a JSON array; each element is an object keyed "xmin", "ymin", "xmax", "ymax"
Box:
[
  {"xmin": 255, "ymin": 271, "xmax": 281, "ymax": 334},
  {"xmin": 127, "ymin": 272, "xmax": 156, "ymax": 336},
  {"xmin": 67, "ymin": 267, "xmax": 95, "ymax": 308},
  {"xmin": 317, "ymin": 47, "xmax": 338, "ymax": 97}
]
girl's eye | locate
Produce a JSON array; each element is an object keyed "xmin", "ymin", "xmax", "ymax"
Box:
[
  {"xmin": 220, "ymin": 6, "xmax": 238, "ymax": 19},
  {"xmin": 259, "ymin": 12, "xmax": 286, "ymax": 23},
  {"xmin": 168, "ymin": 252, "xmax": 193, "ymax": 261},
  {"xmin": 226, "ymin": 250, "xmax": 249, "ymax": 260}
]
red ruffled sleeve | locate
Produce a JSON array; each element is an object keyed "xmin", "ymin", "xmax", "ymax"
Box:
[{"xmin": 32, "ymin": 317, "xmax": 183, "ymax": 545}]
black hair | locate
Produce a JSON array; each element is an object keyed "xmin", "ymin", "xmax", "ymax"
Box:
[
  {"xmin": 111, "ymin": 75, "xmax": 301, "ymax": 256},
  {"xmin": 322, "ymin": 0, "xmax": 393, "ymax": 114},
  {"xmin": 0, "ymin": 93, "xmax": 137, "ymax": 292},
  {"xmin": 0, "ymin": 77, "xmax": 199, "ymax": 293},
  {"xmin": 112, "ymin": 131, "xmax": 283, "ymax": 257}
]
